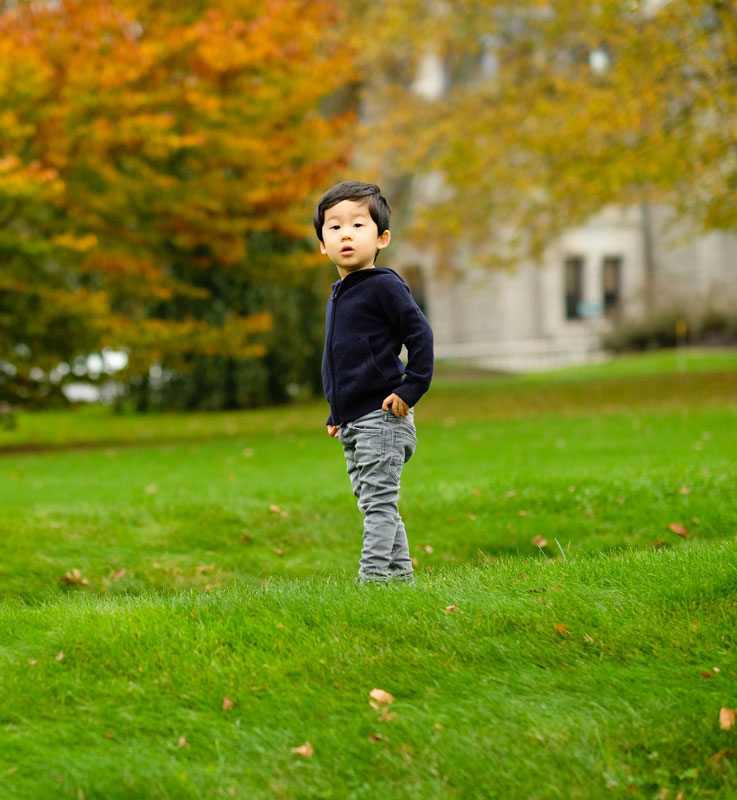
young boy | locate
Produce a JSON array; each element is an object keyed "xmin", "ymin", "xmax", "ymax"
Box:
[{"xmin": 314, "ymin": 181, "xmax": 434, "ymax": 584}]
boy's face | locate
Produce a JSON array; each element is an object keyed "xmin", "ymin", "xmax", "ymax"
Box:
[{"xmin": 320, "ymin": 199, "xmax": 390, "ymax": 278}]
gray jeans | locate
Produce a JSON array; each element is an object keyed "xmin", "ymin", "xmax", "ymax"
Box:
[{"xmin": 339, "ymin": 409, "xmax": 417, "ymax": 583}]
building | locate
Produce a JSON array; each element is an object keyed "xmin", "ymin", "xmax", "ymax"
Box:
[{"xmin": 394, "ymin": 201, "xmax": 737, "ymax": 372}]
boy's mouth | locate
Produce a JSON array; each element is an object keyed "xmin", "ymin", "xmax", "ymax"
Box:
[{"xmin": 340, "ymin": 247, "xmax": 355, "ymax": 255}]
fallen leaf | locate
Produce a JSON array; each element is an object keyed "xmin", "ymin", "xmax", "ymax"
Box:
[
  {"xmin": 531, "ymin": 535, "xmax": 547, "ymax": 548},
  {"xmin": 709, "ymin": 748, "xmax": 730, "ymax": 765},
  {"xmin": 554, "ymin": 623, "xmax": 570, "ymax": 636},
  {"xmin": 471, "ymin": 487, "xmax": 481, "ymax": 497},
  {"xmin": 466, "ymin": 513, "xmax": 477, "ymax": 521},
  {"xmin": 444, "ymin": 605, "xmax": 460, "ymax": 614},
  {"xmin": 27, "ymin": 659, "xmax": 37, "ymax": 665},
  {"xmin": 204, "ymin": 584, "xmax": 214, "ymax": 591},
  {"xmin": 669, "ymin": 523, "xmax": 690, "ymax": 538},
  {"xmin": 109, "ymin": 568, "xmax": 126, "ymax": 581},
  {"xmin": 551, "ymin": 585, "xmax": 563, "ymax": 591},
  {"xmin": 196, "ymin": 563, "xmax": 215, "ymax": 573},
  {"xmin": 714, "ymin": 667, "xmax": 721, "ymax": 673},
  {"xmin": 291, "ymin": 741, "xmax": 313, "ymax": 757},
  {"xmin": 62, "ymin": 568, "xmax": 89, "ymax": 586},
  {"xmin": 421, "ymin": 544, "xmax": 434, "ymax": 553},
  {"xmin": 700, "ymin": 671, "xmax": 716, "ymax": 679},
  {"xmin": 679, "ymin": 486, "xmax": 691, "ymax": 495},
  {"xmin": 268, "ymin": 504, "xmax": 280, "ymax": 513},
  {"xmin": 411, "ymin": 557, "xmax": 419, "ymax": 567},
  {"xmin": 104, "ymin": 730, "xmax": 114, "ymax": 739},
  {"xmin": 584, "ymin": 634, "xmax": 595, "ymax": 644},
  {"xmin": 650, "ymin": 538, "xmax": 669, "ymax": 549},
  {"xmin": 177, "ymin": 736, "xmax": 189, "ymax": 748},
  {"xmin": 190, "ymin": 610, "xmax": 197, "ymax": 618},
  {"xmin": 272, "ymin": 548, "xmax": 285, "ymax": 556},
  {"xmin": 518, "ymin": 510, "xmax": 529, "ymax": 517},
  {"xmin": 145, "ymin": 484, "xmax": 158, "ymax": 494},
  {"xmin": 368, "ymin": 732, "xmax": 388, "ymax": 742},
  {"xmin": 240, "ymin": 532, "xmax": 253, "ymax": 542},
  {"xmin": 506, "ymin": 490, "xmax": 517, "ymax": 498},
  {"xmin": 56, "ymin": 650, "xmax": 65, "ymax": 661},
  {"xmin": 720, "ymin": 708, "xmax": 736, "ymax": 730},
  {"xmin": 369, "ymin": 688, "xmax": 394, "ymax": 705},
  {"xmin": 222, "ymin": 696, "xmax": 236, "ymax": 711}
]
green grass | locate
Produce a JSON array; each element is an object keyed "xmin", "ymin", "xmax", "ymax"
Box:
[{"xmin": 2, "ymin": 349, "xmax": 737, "ymax": 799}]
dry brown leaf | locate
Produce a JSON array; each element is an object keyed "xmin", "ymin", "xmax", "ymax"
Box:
[
  {"xmin": 222, "ymin": 696, "xmax": 236, "ymax": 712},
  {"xmin": 411, "ymin": 557, "xmax": 419, "ymax": 567},
  {"xmin": 62, "ymin": 568, "xmax": 89, "ymax": 586},
  {"xmin": 55, "ymin": 650, "xmax": 65, "ymax": 661},
  {"xmin": 268, "ymin": 504, "xmax": 281, "ymax": 513},
  {"xmin": 719, "ymin": 708, "xmax": 736, "ymax": 730},
  {"xmin": 531, "ymin": 535, "xmax": 547, "ymax": 548},
  {"xmin": 700, "ymin": 671, "xmax": 716, "ymax": 679},
  {"xmin": 554, "ymin": 623, "xmax": 570, "ymax": 636},
  {"xmin": 650, "ymin": 538, "xmax": 669, "ymax": 549},
  {"xmin": 709, "ymin": 748, "xmax": 730, "ymax": 765},
  {"xmin": 27, "ymin": 659, "xmax": 37, "ymax": 666},
  {"xmin": 190, "ymin": 610, "xmax": 197, "ymax": 618},
  {"xmin": 369, "ymin": 688, "xmax": 394, "ymax": 705},
  {"xmin": 104, "ymin": 730, "xmax": 114, "ymax": 739},
  {"xmin": 291, "ymin": 741, "xmax": 314, "ymax": 757},
  {"xmin": 679, "ymin": 486, "xmax": 691, "ymax": 495},
  {"xmin": 177, "ymin": 736, "xmax": 189, "ymax": 748},
  {"xmin": 109, "ymin": 568, "xmax": 126, "ymax": 581},
  {"xmin": 204, "ymin": 584, "xmax": 214, "ymax": 591},
  {"xmin": 368, "ymin": 732, "xmax": 388, "ymax": 742},
  {"xmin": 272, "ymin": 548, "xmax": 285, "ymax": 556},
  {"xmin": 444, "ymin": 605, "xmax": 460, "ymax": 614},
  {"xmin": 422, "ymin": 544, "xmax": 434, "ymax": 553},
  {"xmin": 669, "ymin": 523, "xmax": 690, "ymax": 538},
  {"xmin": 518, "ymin": 510, "xmax": 529, "ymax": 517},
  {"xmin": 240, "ymin": 532, "xmax": 253, "ymax": 542}
]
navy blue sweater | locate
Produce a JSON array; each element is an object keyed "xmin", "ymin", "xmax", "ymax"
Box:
[{"xmin": 322, "ymin": 267, "xmax": 434, "ymax": 426}]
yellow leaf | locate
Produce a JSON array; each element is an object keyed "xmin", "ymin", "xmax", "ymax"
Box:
[{"xmin": 291, "ymin": 741, "xmax": 314, "ymax": 757}]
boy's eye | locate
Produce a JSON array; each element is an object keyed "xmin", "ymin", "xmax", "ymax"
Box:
[
  {"xmin": 329, "ymin": 225, "xmax": 340, "ymax": 230},
  {"xmin": 353, "ymin": 223, "xmax": 363, "ymax": 228}
]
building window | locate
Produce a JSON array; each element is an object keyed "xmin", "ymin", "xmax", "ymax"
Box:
[
  {"xmin": 602, "ymin": 256, "xmax": 622, "ymax": 313},
  {"xmin": 564, "ymin": 256, "xmax": 584, "ymax": 320}
]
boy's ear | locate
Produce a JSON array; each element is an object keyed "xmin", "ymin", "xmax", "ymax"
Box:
[
  {"xmin": 376, "ymin": 229, "xmax": 391, "ymax": 250},
  {"xmin": 319, "ymin": 240, "xmax": 328, "ymax": 254}
]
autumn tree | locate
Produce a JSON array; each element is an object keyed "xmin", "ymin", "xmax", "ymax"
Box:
[
  {"xmin": 0, "ymin": 0, "xmax": 354, "ymax": 409},
  {"xmin": 343, "ymin": 0, "xmax": 737, "ymax": 280}
]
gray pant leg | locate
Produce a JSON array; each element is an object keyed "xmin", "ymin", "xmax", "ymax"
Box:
[{"xmin": 340, "ymin": 411, "xmax": 416, "ymax": 583}]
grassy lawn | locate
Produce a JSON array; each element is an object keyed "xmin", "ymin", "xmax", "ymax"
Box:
[{"xmin": 1, "ymin": 348, "xmax": 737, "ymax": 799}]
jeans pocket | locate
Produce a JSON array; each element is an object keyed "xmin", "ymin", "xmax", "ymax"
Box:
[{"xmin": 389, "ymin": 428, "xmax": 416, "ymax": 481}]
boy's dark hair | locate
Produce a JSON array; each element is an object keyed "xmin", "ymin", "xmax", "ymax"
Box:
[{"xmin": 313, "ymin": 181, "xmax": 391, "ymax": 242}]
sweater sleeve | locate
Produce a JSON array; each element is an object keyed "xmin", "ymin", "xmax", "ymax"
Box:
[{"xmin": 378, "ymin": 277, "xmax": 434, "ymax": 407}]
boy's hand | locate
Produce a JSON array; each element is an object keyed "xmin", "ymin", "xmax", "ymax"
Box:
[
  {"xmin": 327, "ymin": 424, "xmax": 340, "ymax": 438},
  {"xmin": 382, "ymin": 393, "xmax": 409, "ymax": 418}
]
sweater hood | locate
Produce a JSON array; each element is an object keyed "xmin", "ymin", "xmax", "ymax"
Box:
[{"xmin": 331, "ymin": 267, "xmax": 405, "ymax": 292}]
